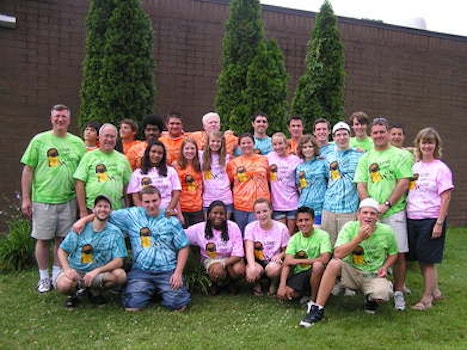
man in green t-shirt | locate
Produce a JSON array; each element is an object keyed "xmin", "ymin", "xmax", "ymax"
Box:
[
  {"xmin": 299, "ymin": 198, "xmax": 398, "ymax": 328},
  {"xmin": 21, "ymin": 104, "xmax": 86, "ymax": 293},
  {"xmin": 277, "ymin": 207, "xmax": 332, "ymax": 304},
  {"xmin": 74, "ymin": 124, "xmax": 132, "ymax": 217},
  {"xmin": 354, "ymin": 117, "xmax": 413, "ymax": 311}
]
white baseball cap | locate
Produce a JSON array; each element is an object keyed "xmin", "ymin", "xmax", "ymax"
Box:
[
  {"xmin": 358, "ymin": 198, "xmax": 380, "ymax": 213},
  {"xmin": 332, "ymin": 121, "xmax": 351, "ymax": 135}
]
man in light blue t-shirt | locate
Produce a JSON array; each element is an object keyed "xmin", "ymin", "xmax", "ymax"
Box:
[{"xmin": 56, "ymin": 195, "xmax": 127, "ymax": 309}]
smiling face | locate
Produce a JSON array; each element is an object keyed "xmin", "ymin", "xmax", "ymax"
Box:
[
  {"xmin": 203, "ymin": 115, "xmax": 221, "ymax": 133},
  {"xmin": 209, "ymin": 134, "xmax": 222, "ymax": 153},
  {"xmin": 252, "ymin": 115, "xmax": 268, "ymax": 136},
  {"xmin": 167, "ymin": 116, "xmax": 183, "ymax": 137},
  {"xmin": 149, "ymin": 144, "xmax": 165, "ymax": 166},
  {"xmin": 99, "ymin": 125, "xmax": 118, "ymax": 153},
  {"xmin": 389, "ymin": 127, "xmax": 405, "ymax": 148},
  {"xmin": 370, "ymin": 124, "xmax": 390, "ymax": 150},
  {"xmin": 288, "ymin": 119, "xmax": 304, "ymax": 139},
  {"xmin": 50, "ymin": 108, "xmax": 71, "ymax": 135},
  {"xmin": 239, "ymin": 135, "xmax": 254, "ymax": 156},
  {"xmin": 419, "ymin": 139, "xmax": 436, "ymax": 159},
  {"xmin": 351, "ymin": 118, "xmax": 368, "ymax": 138},
  {"xmin": 93, "ymin": 199, "xmax": 111, "ymax": 221},
  {"xmin": 313, "ymin": 122, "xmax": 330, "ymax": 145},
  {"xmin": 144, "ymin": 124, "xmax": 161, "ymax": 142},
  {"xmin": 333, "ymin": 129, "xmax": 350, "ymax": 150},
  {"xmin": 272, "ymin": 135, "xmax": 287, "ymax": 156},
  {"xmin": 208, "ymin": 204, "xmax": 227, "ymax": 229},
  {"xmin": 296, "ymin": 212, "xmax": 314, "ymax": 236},
  {"xmin": 301, "ymin": 141, "xmax": 316, "ymax": 160},
  {"xmin": 253, "ymin": 201, "xmax": 272, "ymax": 226},
  {"xmin": 357, "ymin": 206, "xmax": 379, "ymax": 227},
  {"xmin": 119, "ymin": 123, "xmax": 136, "ymax": 141},
  {"xmin": 182, "ymin": 141, "xmax": 197, "ymax": 161}
]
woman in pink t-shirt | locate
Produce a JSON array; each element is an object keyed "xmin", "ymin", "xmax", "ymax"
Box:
[
  {"xmin": 185, "ymin": 200, "xmax": 245, "ymax": 295},
  {"xmin": 244, "ymin": 198, "xmax": 289, "ymax": 296},
  {"xmin": 266, "ymin": 132, "xmax": 302, "ymax": 235},
  {"xmin": 406, "ymin": 127, "xmax": 454, "ymax": 311},
  {"xmin": 127, "ymin": 140, "xmax": 181, "ymax": 213},
  {"xmin": 200, "ymin": 131, "xmax": 233, "ymax": 218}
]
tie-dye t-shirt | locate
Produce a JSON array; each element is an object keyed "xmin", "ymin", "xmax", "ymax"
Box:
[
  {"xmin": 296, "ymin": 158, "xmax": 328, "ymax": 217},
  {"xmin": 110, "ymin": 207, "xmax": 189, "ymax": 272}
]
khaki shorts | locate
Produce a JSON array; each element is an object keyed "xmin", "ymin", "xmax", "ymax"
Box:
[
  {"xmin": 55, "ymin": 270, "xmax": 108, "ymax": 289},
  {"xmin": 321, "ymin": 211, "xmax": 357, "ymax": 245},
  {"xmin": 203, "ymin": 258, "xmax": 227, "ymax": 271},
  {"xmin": 340, "ymin": 262, "xmax": 393, "ymax": 301},
  {"xmin": 380, "ymin": 210, "xmax": 409, "ymax": 253},
  {"xmin": 31, "ymin": 199, "xmax": 77, "ymax": 240}
]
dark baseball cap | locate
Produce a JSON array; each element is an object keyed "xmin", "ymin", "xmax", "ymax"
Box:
[{"xmin": 94, "ymin": 195, "xmax": 112, "ymax": 208}]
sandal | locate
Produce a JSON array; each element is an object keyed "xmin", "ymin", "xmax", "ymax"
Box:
[{"xmin": 411, "ymin": 300, "xmax": 432, "ymax": 311}]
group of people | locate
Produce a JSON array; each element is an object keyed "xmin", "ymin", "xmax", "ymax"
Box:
[{"xmin": 20, "ymin": 104, "xmax": 453, "ymax": 328}]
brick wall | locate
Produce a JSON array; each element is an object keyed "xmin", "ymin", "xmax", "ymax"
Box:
[{"xmin": 1, "ymin": 0, "xmax": 466, "ymax": 225}]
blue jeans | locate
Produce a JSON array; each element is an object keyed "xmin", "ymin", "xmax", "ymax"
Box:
[
  {"xmin": 233, "ymin": 209, "xmax": 255, "ymax": 235},
  {"xmin": 122, "ymin": 269, "xmax": 191, "ymax": 310}
]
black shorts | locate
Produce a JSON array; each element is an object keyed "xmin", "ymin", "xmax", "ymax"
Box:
[
  {"xmin": 286, "ymin": 270, "xmax": 312, "ymax": 296},
  {"xmin": 407, "ymin": 218, "xmax": 446, "ymax": 264}
]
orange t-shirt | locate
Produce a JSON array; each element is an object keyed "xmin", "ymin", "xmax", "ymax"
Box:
[
  {"xmin": 226, "ymin": 154, "xmax": 270, "ymax": 212},
  {"xmin": 122, "ymin": 140, "xmax": 141, "ymax": 156},
  {"xmin": 159, "ymin": 134, "xmax": 185, "ymax": 165},
  {"xmin": 173, "ymin": 163, "xmax": 203, "ymax": 212},
  {"xmin": 126, "ymin": 141, "xmax": 148, "ymax": 171},
  {"xmin": 288, "ymin": 138, "xmax": 300, "ymax": 156}
]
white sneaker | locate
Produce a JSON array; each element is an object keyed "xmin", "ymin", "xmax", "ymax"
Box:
[
  {"xmin": 344, "ymin": 288, "xmax": 356, "ymax": 296},
  {"xmin": 394, "ymin": 291, "xmax": 406, "ymax": 311},
  {"xmin": 37, "ymin": 278, "xmax": 51, "ymax": 293}
]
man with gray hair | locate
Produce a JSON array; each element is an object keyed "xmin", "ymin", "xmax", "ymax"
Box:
[
  {"xmin": 74, "ymin": 123, "xmax": 132, "ymax": 217},
  {"xmin": 21, "ymin": 104, "xmax": 86, "ymax": 293},
  {"xmin": 189, "ymin": 112, "xmax": 238, "ymax": 155}
]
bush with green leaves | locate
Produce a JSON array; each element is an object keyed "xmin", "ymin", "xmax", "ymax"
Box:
[
  {"xmin": 79, "ymin": 0, "xmax": 156, "ymax": 128},
  {"xmin": 291, "ymin": 0, "xmax": 345, "ymax": 129}
]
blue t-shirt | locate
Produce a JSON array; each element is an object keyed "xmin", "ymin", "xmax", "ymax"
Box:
[
  {"xmin": 296, "ymin": 158, "xmax": 328, "ymax": 216},
  {"xmin": 110, "ymin": 207, "xmax": 189, "ymax": 272},
  {"xmin": 323, "ymin": 148, "xmax": 363, "ymax": 213},
  {"xmin": 60, "ymin": 222, "xmax": 127, "ymax": 273},
  {"xmin": 234, "ymin": 136, "xmax": 272, "ymax": 156}
]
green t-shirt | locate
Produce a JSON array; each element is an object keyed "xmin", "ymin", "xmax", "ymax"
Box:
[
  {"xmin": 74, "ymin": 150, "xmax": 132, "ymax": 210},
  {"xmin": 350, "ymin": 137, "xmax": 373, "ymax": 152},
  {"xmin": 335, "ymin": 221, "xmax": 398, "ymax": 273},
  {"xmin": 20, "ymin": 131, "xmax": 85, "ymax": 204},
  {"xmin": 285, "ymin": 228, "xmax": 332, "ymax": 274},
  {"xmin": 354, "ymin": 145, "xmax": 413, "ymax": 217}
]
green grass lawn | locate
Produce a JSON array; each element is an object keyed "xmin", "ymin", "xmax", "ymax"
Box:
[{"xmin": 1, "ymin": 228, "xmax": 466, "ymax": 349}]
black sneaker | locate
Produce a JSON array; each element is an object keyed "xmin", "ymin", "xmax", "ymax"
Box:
[
  {"xmin": 64, "ymin": 295, "xmax": 78, "ymax": 310},
  {"xmin": 88, "ymin": 293, "xmax": 107, "ymax": 306},
  {"xmin": 299, "ymin": 304, "xmax": 324, "ymax": 328},
  {"xmin": 364, "ymin": 295, "xmax": 378, "ymax": 314}
]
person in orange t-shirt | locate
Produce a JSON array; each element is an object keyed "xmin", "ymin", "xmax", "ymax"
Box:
[
  {"xmin": 189, "ymin": 112, "xmax": 238, "ymax": 156},
  {"xmin": 173, "ymin": 138, "xmax": 204, "ymax": 228},
  {"xmin": 287, "ymin": 116, "xmax": 304, "ymax": 156},
  {"xmin": 126, "ymin": 115, "xmax": 164, "ymax": 170},
  {"xmin": 227, "ymin": 133, "xmax": 270, "ymax": 234},
  {"xmin": 119, "ymin": 119, "xmax": 141, "ymax": 155},
  {"xmin": 159, "ymin": 113, "xmax": 186, "ymax": 165}
]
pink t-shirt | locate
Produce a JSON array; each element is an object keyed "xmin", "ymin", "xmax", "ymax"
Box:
[
  {"xmin": 199, "ymin": 152, "xmax": 233, "ymax": 207},
  {"xmin": 244, "ymin": 220, "xmax": 289, "ymax": 262},
  {"xmin": 406, "ymin": 160, "xmax": 454, "ymax": 220},
  {"xmin": 266, "ymin": 152, "xmax": 302, "ymax": 211},
  {"xmin": 127, "ymin": 166, "xmax": 181, "ymax": 209},
  {"xmin": 186, "ymin": 220, "xmax": 244, "ymax": 259}
]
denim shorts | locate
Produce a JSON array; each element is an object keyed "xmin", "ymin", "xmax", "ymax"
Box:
[
  {"xmin": 273, "ymin": 210, "xmax": 297, "ymax": 220},
  {"xmin": 233, "ymin": 209, "xmax": 256, "ymax": 234},
  {"xmin": 122, "ymin": 269, "xmax": 191, "ymax": 311}
]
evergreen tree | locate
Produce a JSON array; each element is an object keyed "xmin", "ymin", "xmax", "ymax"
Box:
[
  {"xmin": 291, "ymin": 0, "xmax": 345, "ymax": 128},
  {"xmin": 79, "ymin": 0, "xmax": 155, "ymax": 128},
  {"xmin": 215, "ymin": 0, "xmax": 264, "ymax": 134},
  {"xmin": 245, "ymin": 39, "xmax": 288, "ymax": 134}
]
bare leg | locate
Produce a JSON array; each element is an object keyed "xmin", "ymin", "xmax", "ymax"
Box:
[
  {"xmin": 35, "ymin": 239, "xmax": 50, "ymax": 270},
  {"xmin": 309, "ymin": 262, "xmax": 325, "ymax": 302},
  {"xmin": 315, "ymin": 258, "xmax": 342, "ymax": 306},
  {"xmin": 393, "ymin": 252, "xmax": 406, "ymax": 291}
]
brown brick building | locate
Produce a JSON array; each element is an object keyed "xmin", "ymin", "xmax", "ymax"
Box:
[{"xmin": 1, "ymin": 0, "xmax": 466, "ymax": 224}]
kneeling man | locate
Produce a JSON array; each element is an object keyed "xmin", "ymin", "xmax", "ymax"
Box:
[
  {"xmin": 300, "ymin": 198, "xmax": 398, "ymax": 327},
  {"xmin": 56, "ymin": 195, "xmax": 127, "ymax": 309}
]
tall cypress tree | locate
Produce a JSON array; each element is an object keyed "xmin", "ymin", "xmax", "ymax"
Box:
[
  {"xmin": 79, "ymin": 0, "xmax": 155, "ymax": 127},
  {"xmin": 215, "ymin": 0, "xmax": 264, "ymax": 134},
  {"xmin": 245, "ymin": 39, "xmax": 288, "ymax": 134},
  {"xmin": 291, "ymin": 0, "xmax": 345, "ymax": 128}
]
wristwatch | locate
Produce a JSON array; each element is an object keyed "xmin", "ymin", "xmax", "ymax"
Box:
[{"xmin": 384, "ymin": 200, "xmax": 392, "ymax": 208}]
